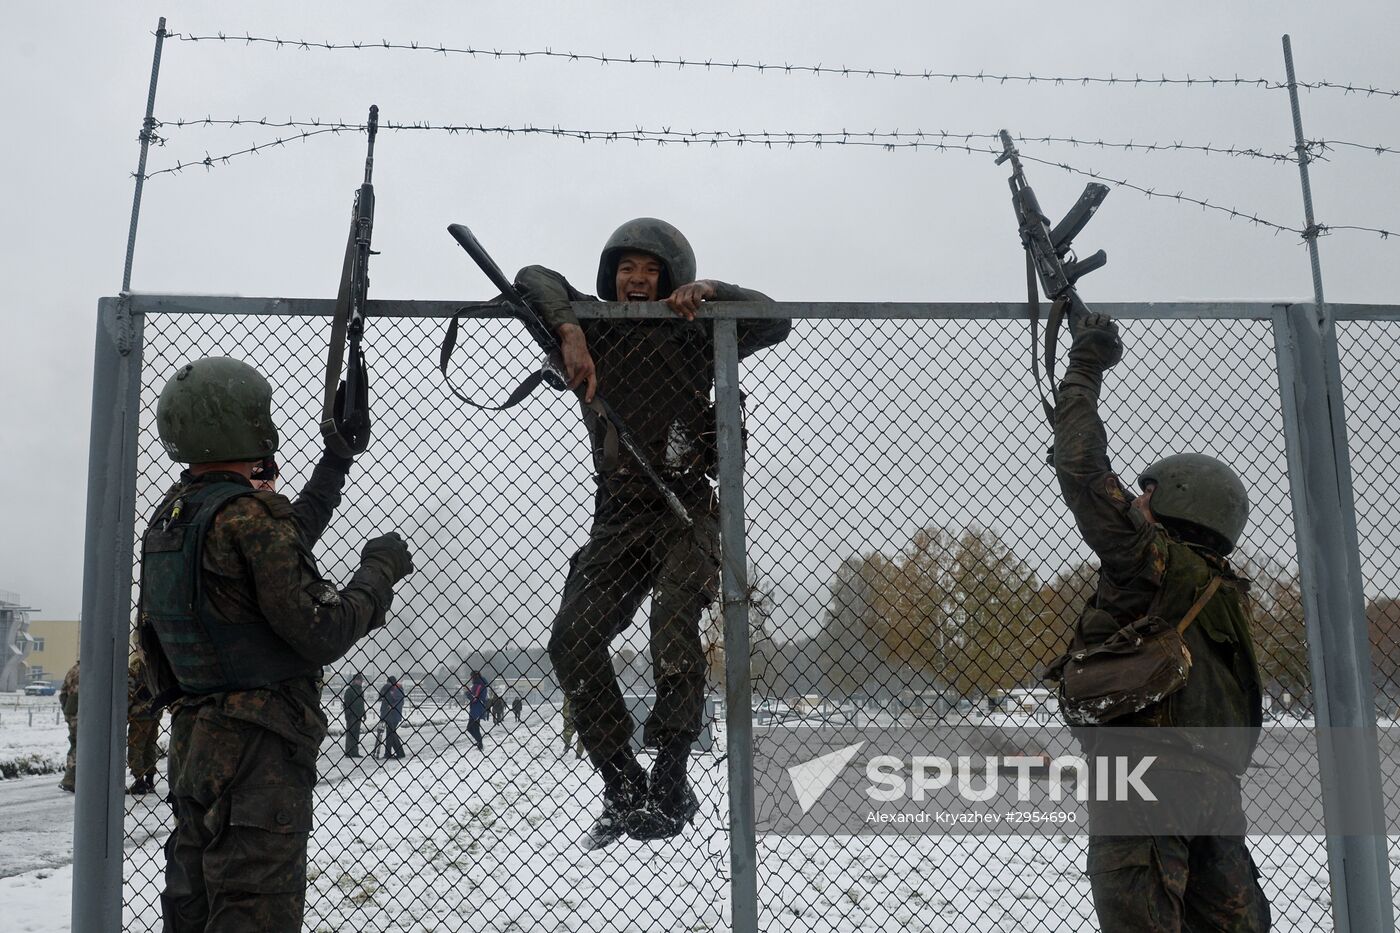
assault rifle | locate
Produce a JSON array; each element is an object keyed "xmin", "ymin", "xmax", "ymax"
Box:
[
  {"xmin": 321, "ymin": 105, "xmax": 379, "ymax": 458},
  {"xmin": 996, "ymin": 129, "xmax": 1109, "ymax": 432},
  {"xmin": 439, "ymin": 223, "xmax": 694, "ymax": 527}
]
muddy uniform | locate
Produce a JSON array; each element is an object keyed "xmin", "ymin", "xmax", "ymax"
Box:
[
  {"xmin": 515, "ymin": 265, "xmax": 789, "ymax": 766},
  {"xmin": 59, "ymin": 661, "xmax": 79, "ymax": 791},
  {"xmin": 139, "ymin": 455, "xmax": 390, "ymax": 933},
  {"xmin": 127, "ymin": 655, "xmax": 162, "ymax": 787},
  {"xmin": 1054, "ymin": 383, "xmax": 1271, "ymax": 931}
]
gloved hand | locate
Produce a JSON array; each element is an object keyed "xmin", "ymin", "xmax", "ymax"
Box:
[
  {"xmin": 1067, "ymin": 312, "xmax": 1123, "ymax": 372},
  {"xmin": 1060, "ymin": 312, "xmax": 1123, "ymax": 397},
  {"xmin": 360, "ymin": 532, "xmax": 414, "ymax": 584}
]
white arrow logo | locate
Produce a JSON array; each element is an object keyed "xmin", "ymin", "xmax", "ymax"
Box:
[{"xmin": 787, "ymin": 742, "xmax": 865, "ymax": 813}]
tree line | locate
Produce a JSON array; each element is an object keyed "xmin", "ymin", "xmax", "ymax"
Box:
[{"xmin": 705, "ymin": 523, "xmax": 1400, "ymax": 714}]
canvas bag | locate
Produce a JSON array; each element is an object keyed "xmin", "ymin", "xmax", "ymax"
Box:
[{"xmin": 1044, "ymin": 577, "xmax": 1223, "ymax": 726}]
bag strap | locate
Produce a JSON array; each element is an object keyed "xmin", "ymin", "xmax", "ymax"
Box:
[{"xmin": 1176, "ymin": 576, "xmax": 1224, "ymax": 635}]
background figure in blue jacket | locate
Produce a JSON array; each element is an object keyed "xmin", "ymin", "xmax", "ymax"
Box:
[
  {"xmin": 379, "ymin": 675, "xmax": 406, "ymax": 760},
  {"xmin": 466, "ymin": 671, "xmax": 490, "ymax": 751}
]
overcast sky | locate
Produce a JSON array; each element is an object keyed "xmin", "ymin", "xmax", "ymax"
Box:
[{"xmin": 2, "ymin": 2, "xmax": 1397, "ymax": 641}]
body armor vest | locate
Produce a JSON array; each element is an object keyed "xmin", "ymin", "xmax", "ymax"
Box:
[{"xmin": 140, "ymin": 480, "xmax": 319, "ymax": 694}]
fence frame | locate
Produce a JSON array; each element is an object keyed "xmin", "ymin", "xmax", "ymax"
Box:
[{"xmin": 74, "ymin": 294, "xmax": 1399, "ymax": 932}]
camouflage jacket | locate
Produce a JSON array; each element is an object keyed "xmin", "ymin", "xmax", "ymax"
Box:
[
  {"xmin": 127, "ymin": 655, "xmax": 161, "ymax": 721},
  {"xmin": 1054, "ymin": 384, "xmax": 1263, "ymax": 773},
  {"xmin": 514, "ymin": 265, "xmax": 790, "ymax": 482},
  {"xmin": 60, "ymin": 662, "xmax": 79, "ymax": 719},
  {"xmin": 143, "ymin": 456, "xmax": 378, "ymax": 746}
]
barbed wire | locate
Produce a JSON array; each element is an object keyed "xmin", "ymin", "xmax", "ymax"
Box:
[
  {"xmin": 149, "ymin": 118, "xmax": 1312, "ymax": 163},
  {"xmin": 140, "ymin": 121, "xmax": 1394, "ymax": 241},
  {"xmin": 164, "ymin": 31, "xmax": 1400, "ymax": 100}
]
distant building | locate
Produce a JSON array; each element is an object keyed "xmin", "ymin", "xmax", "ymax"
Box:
[
  {"xmin": 25, "ymin": 618, "xmax": 79, "ymax": 687},
  {"xmin": 0, "ymin": 591, "xmax": 42, "ymax": 691}
]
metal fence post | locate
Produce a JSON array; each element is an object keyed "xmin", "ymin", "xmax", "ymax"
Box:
[
  {"xmin": 1273, "ymin": 306, "xmax": 1394, "ymax": 931},
  {"xmin": 73, "ymin": 298, "xmax": 145, "ymax": 933},
  {"xmin": 1274, "ymin": 33, "xmax": 1394, "ymax": 933},
  {"xmin": 714, "ymin": 318, "xmax": 759, "ymax": 933}
]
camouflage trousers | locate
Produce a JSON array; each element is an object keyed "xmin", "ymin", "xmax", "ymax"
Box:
[
  {"xmin": 128, "ymin": 717, "xmax": 161, "ymax": 779},
  {"xmin": 549, "ymin": 484, "xmax": 718, "ymax": 767},
  {"xmin": 62, "ymin": 716, "xmax": 77, "ymax": 790},
  {"xmin": 163, "ymin": 706, "xmax": 316, "ymax": 933},
  {"xmin": 1087, "ymin": 770, "xmax": 1270, "ymax": 931}
]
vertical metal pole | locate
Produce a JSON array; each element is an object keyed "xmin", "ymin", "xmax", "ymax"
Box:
[
  {"xmin": 714, "ymin": 319, "xmax": 759, "ymax": 933},
  {"xmin": 1275, "ymin": 34, "xmax": 1393, "ymax": 933},
  {"xmin": 73, "ymin": 298, "xmax": 145, "ymax": 933},
  {"xmin": 122, "ymin": 17, "xmax": 167, "ymax": 293}
]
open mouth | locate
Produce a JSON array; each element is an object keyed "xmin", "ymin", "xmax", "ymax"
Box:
[{"xmin": 626, "ymin": 291, "xmax": 650, "ymax": 301}]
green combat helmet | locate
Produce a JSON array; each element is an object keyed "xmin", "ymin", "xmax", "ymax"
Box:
[
  {"xmin": 156, "ymin": 357, "xmax": 280, "ymax": 463},
  {"xmin": 1138, "ymin": 453, "xmax": 1248, "ymax": 554},
  {"xmin": 596, "ymin": 217, "xmax": 697, "ymax": 300}
]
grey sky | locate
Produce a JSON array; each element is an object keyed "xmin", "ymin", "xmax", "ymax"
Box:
[{"xmin": 2, "ymin": 1, "xmax": 1398, "ymax": 629}]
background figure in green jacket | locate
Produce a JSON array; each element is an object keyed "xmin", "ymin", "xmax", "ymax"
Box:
[
  {"xmin": 58, "ymin": 660, "xmax": 79, "ymax": 793},
  {"xmin": 514, "ymin": 217, "xmax": 790, "ymax": 848},
  {"xmin": 1053, "ymin": 313, "xmax": 1270, "ymax": 931},
  {"xmin": 342, "ymin": 672, "xmax": 367, "ymax": 758},
  {"xmin": 139, "ymin": 356, "xmax": 414, "ymax": 933}
]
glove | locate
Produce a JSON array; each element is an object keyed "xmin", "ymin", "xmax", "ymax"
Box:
[
  {"xmin": 360, "ymin": 532, "xmax": 414, "ymax": 584},
  {"xmin": 1067, "ymin": 312, "xmax": 1123, "ymax": 372},
  {"xmin": 1061, "ymin": 312, "xmax": 1123, "ymax": 396}
]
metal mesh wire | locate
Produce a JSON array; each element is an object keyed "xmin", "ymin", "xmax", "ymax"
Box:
[{"xmin": 118, "ymin": 305, "xmax": 1362, "ymax": 931}]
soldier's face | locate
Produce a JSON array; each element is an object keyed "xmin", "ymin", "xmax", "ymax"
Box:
[{"xmin": 615, "ymin": 251, "xmax": 663, "ymax": 302}]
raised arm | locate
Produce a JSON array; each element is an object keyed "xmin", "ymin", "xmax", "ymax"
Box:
[
  {"xmin": 290, "ymin": 450, "xmax": 353, "ymax": 549},
  {"xmin": 1053, "ymin": 314, "xmax": 1166, "ymax": 597}
]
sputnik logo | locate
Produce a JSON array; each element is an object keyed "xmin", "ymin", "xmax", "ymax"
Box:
[{"xmin": 787, "ymin": 742, "xmax": 865, "ymax": 813}]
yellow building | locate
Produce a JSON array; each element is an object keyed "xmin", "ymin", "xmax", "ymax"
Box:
[{"xmin": 26, "ymin": 619, "xmax": 80, "ymax": 685}]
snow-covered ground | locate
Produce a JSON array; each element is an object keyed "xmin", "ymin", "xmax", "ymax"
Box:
[{"xmin": 0, "ymin": 699, "xmax": 1379, "ymax": 931}]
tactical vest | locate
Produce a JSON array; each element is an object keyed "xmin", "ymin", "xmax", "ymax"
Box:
[{"xmin": 140, "ymin": 480, "xmax": 320, "ymax": 694}]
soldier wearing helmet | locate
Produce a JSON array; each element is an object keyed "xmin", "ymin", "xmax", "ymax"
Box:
[
  {"xmin": 513, "ymin": 218, "xmax": 790, "ymax": 847},
  {"xmin": 1052, "ymin": 314, "xmax": 1269, "ymax": 930},
  {"xmin": 138, "ymin": 356, "xmax": 414, "ymax": 932}
]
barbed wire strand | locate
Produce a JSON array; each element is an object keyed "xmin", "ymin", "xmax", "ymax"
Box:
[
  {"xmin": 164, "ymin": 32, "xmax": 1400, "ymax": 100},
  {"xmin": 149, "ymin": 118, "xmax": 1313, "ymax": 164},
  {"xmin": 139, "ymin": 122, "xmax": 1394, "ymax": 241}
]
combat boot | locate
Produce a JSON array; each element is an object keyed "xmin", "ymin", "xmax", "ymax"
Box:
[
  {"xmin": 582, "ymin": 767, "xmax": 646, "ymax": 850},
  {"xmin": 624, "ymin": 774, "xmax": 699, "ymax": 841},
  {"xmin": 127, "ymin": 777, "xmax": 150, "ymax": 795}
]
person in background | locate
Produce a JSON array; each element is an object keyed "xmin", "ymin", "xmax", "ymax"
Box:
[
  {"xmin": 342, "ymin": 672, "xmax": 367, "ymax": 758},
  {"xmin": 379, "ymin": 675, "xmax": 406, "ymax": 760},
  {"xmin": 466, "ymin": 670, "xmax": 490, "ymax": 752}
]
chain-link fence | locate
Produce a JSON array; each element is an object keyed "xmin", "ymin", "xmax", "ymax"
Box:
[{"xmin": 81, "ymin": 296, "xmax": 1397, "ymax": 931}]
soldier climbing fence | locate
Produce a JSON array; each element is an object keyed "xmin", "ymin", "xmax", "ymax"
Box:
[{"xmin": 74, "ymin": 293, "xmax": 1400, "ymax": 931}]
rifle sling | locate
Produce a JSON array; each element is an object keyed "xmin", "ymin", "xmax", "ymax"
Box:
[
  {"xmin": 438, "ymin": 303, "xmax": 566, "ymax": 411},
  {"xmin": 438, "ymin": 304, "xmax": 694, "ymax": 527},
  {"xmin": 320, "ymin": 225, "xmax": 359, "ymax": 458},
  {"xmin": 1025, "ymin": 250, "xmax": 1058, "ymax": 430}
]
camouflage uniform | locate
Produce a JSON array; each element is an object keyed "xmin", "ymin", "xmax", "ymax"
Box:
[
  {"xmin": 127, "ymin": 654, "xmax": 162, "ymax": 788},
  {"xmin": 515, "ymin": 265, "xmax": 789, "ymax": 766},
  {"xmin": 560, "ymin": 694, "xmax": 585, "ymax": 758},
  {"xmin": 1054, "ymin": 382, "xmax": 1270, "ymax": 931},
  {"xmin": 59, "ymin": 661, "xmax": 79, "ymax": 791},
  {"xmin": 140, "ymin": 455, "xmax": 387, "ymax": 933}
]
